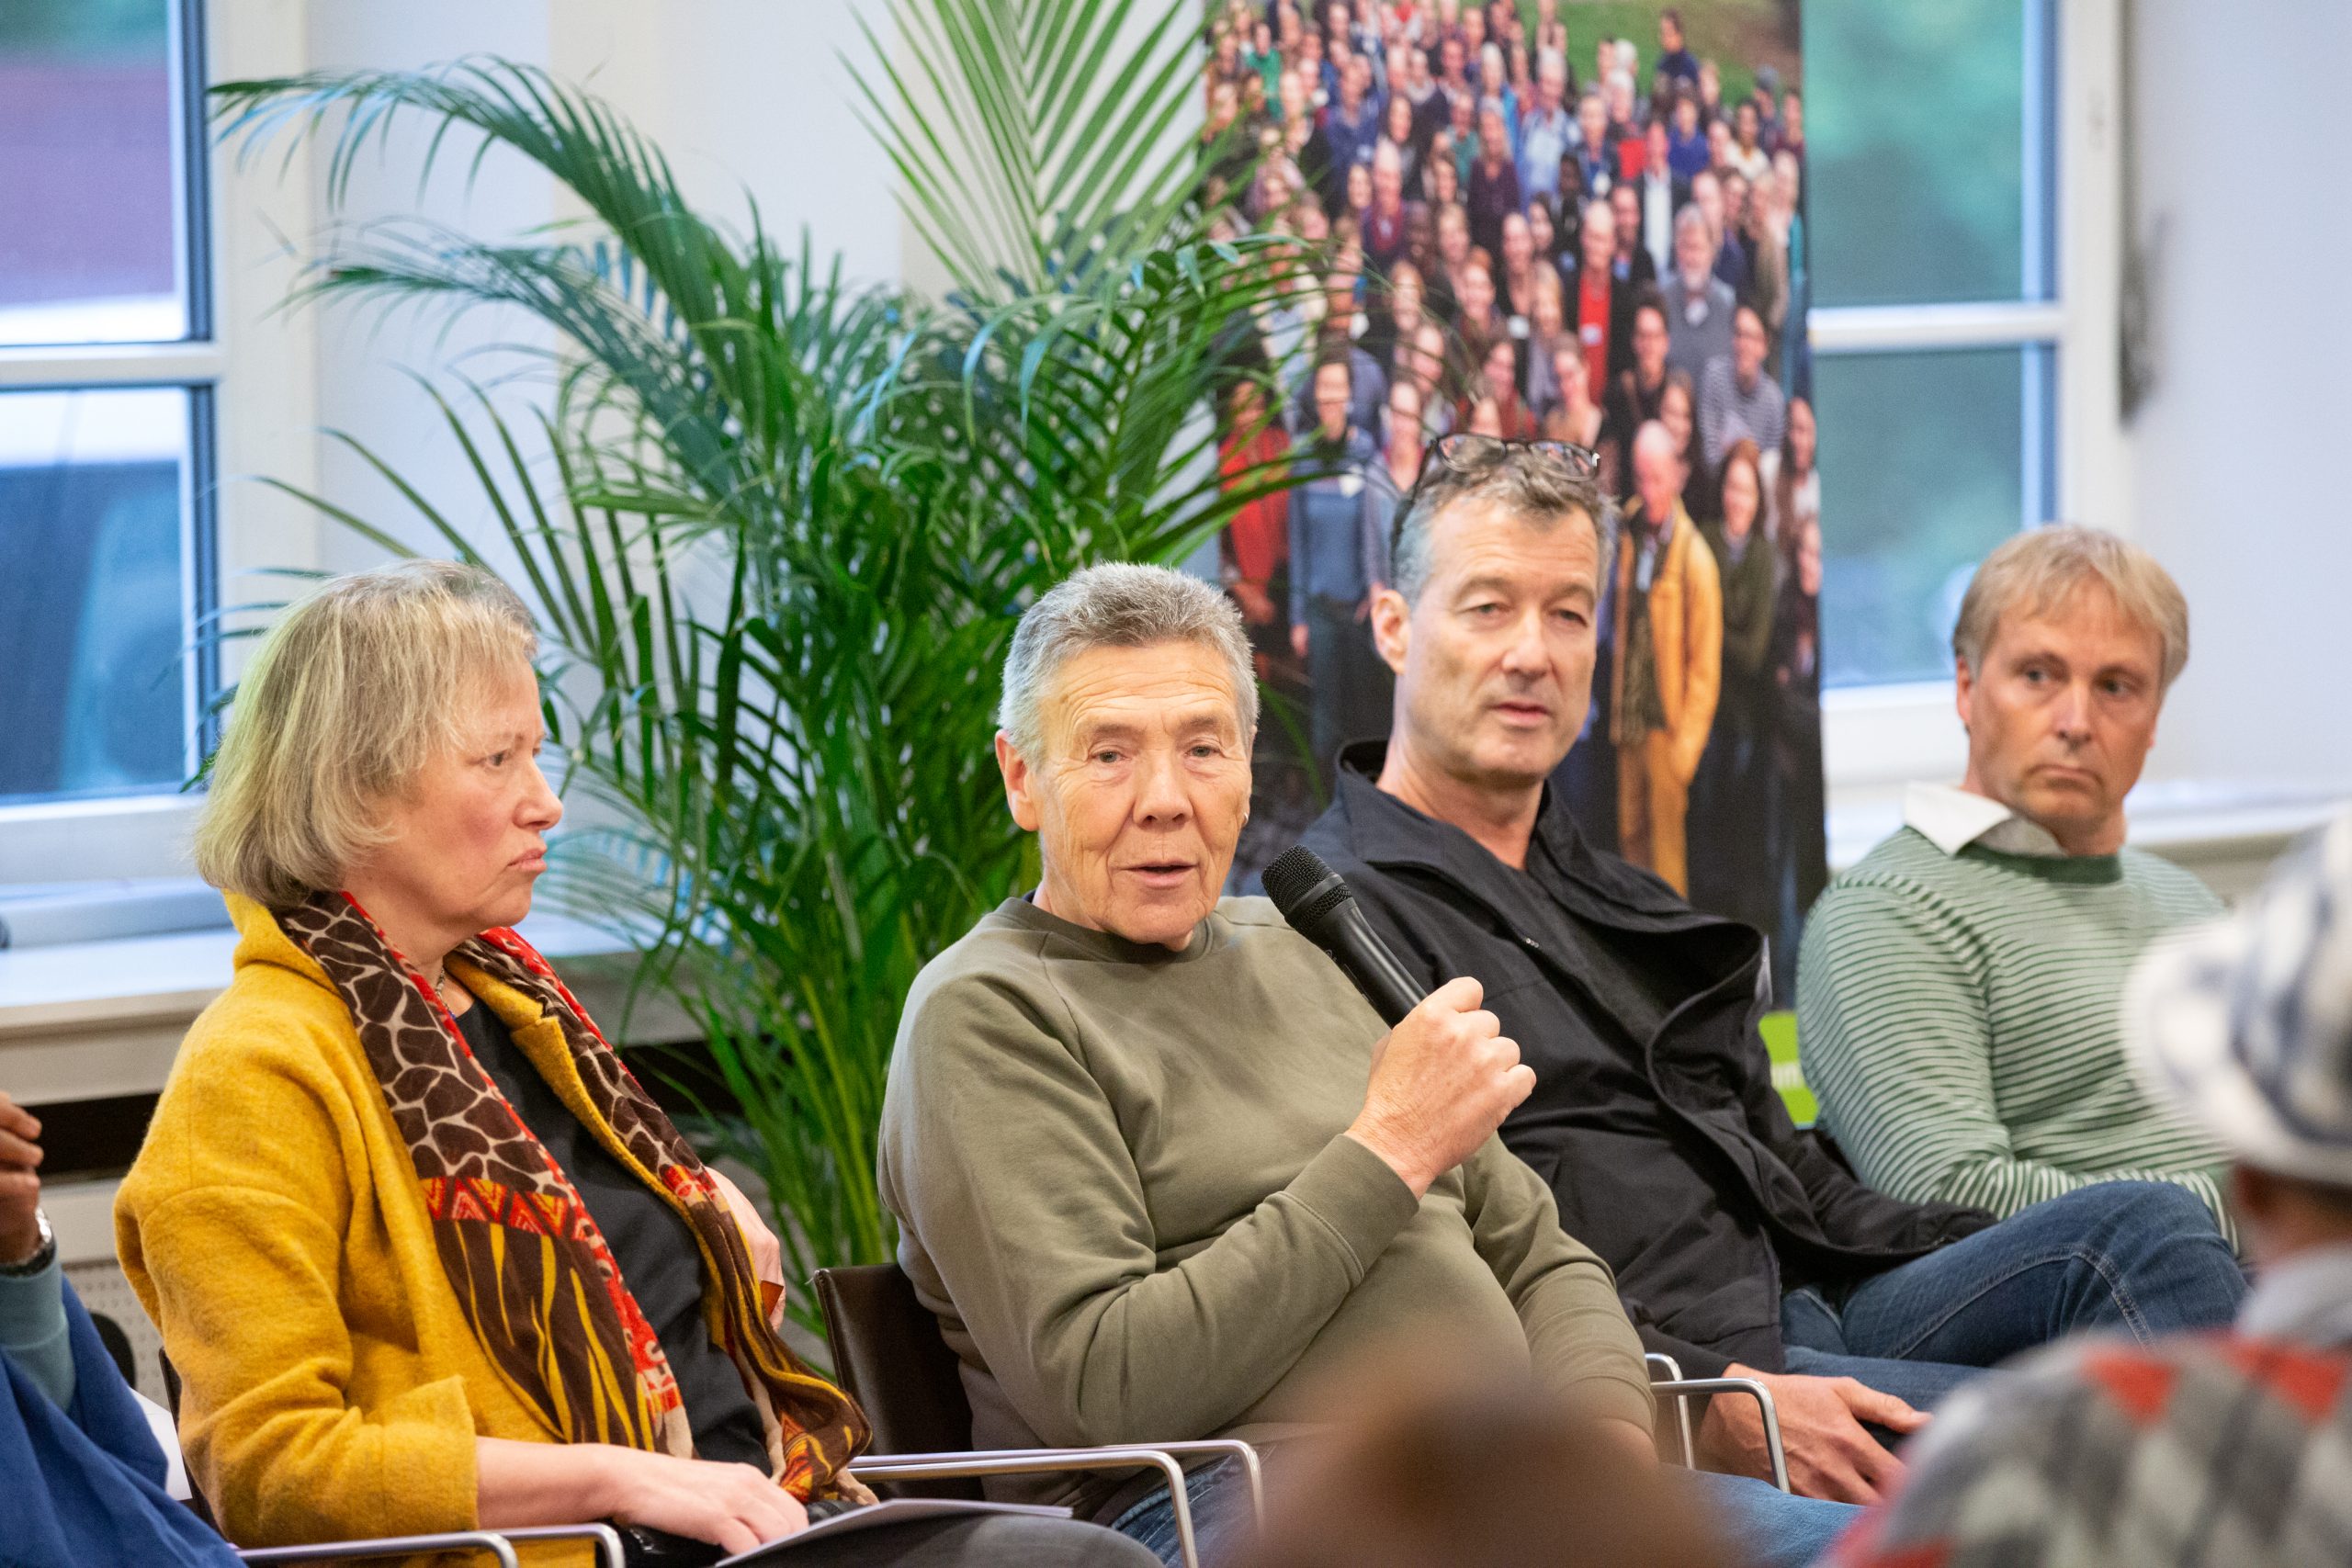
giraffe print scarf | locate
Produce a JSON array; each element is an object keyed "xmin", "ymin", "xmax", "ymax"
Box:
[{"xmin": 276, "ymin": 890, "xmax": 869, "ymax": 1500}]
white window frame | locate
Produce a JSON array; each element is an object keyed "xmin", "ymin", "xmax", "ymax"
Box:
[
  {"xmin": 0, "ymin": 0, "xmax": 323, "ymax": 887},
  {"xmin": 1817, "ymin": 0, "xmax": 2127, "ymax": 810}
]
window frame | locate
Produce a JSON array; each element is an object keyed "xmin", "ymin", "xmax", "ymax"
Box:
[
  {"xmin": 0, "ymin": 0, "xmax": 323, "ymax": 886},
  {"xmin": 1816, "ymin": 0, "xmax": 2128, "ymax": 805}
]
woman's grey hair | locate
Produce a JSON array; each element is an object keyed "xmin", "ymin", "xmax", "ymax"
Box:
[
  {"xmin": 1390, "ymin": 451, "xmax": 1616, "ymax": 605},
  {"xmin": 1952, "ymin": 525, "xmax": 2190, "ymax": 691},
  {"xmin": 999, "ymin": 563, "xmax": 1259, "ymax": 761},
  {"xmin": 194, "ymin": 559, "xmax": 537, "ymax": 908}
]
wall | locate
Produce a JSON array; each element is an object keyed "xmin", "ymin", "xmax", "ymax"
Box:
[
  {"xmin": 275, "ymin": 1, "xmax": 899, "ymax": 580},
  {"xmin": 2126, "ymin": 0, "xmax": 2352, "ymax": 794}
]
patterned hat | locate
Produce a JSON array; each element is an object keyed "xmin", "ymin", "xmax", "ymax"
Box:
[{"xmin": 2129, "ymin": 812, "xmax": 2352, "ymax": 1186}]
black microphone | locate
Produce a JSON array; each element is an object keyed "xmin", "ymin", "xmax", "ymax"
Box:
[{"xmin": 1263, "ymin": 845, "xmax": 1427, "ymax": 1027}]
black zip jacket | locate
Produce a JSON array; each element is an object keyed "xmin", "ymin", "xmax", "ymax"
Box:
[{"xmin": 1300, "ymin": 744, "xmax": 1992, "ymax": 1376}]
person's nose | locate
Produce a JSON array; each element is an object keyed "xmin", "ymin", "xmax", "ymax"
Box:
[
  {"xmin": 521, "ymin": 754, "xmax": 565, "ymax": 832},
  {"xmin": 2051, "ymin": 681, "xmax": 2094, "ymax": 744},
  {"xmin": 1499, "ymin": 607, "xmax": 1550, "ymax": 677},
  {"xmin": 1133, "ymin": 747, "xmax": 1193, "ymax": 828}
]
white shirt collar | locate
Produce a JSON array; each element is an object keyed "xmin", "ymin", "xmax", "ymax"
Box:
[{"xmin": 1903, "ymin": 782, "xmax": 2066, "ymax": 858}]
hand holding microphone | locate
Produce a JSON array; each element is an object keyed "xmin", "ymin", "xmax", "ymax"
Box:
[
  {"xmin": 1267, "ymin": 847, "xmax": 1534, "ymax": 1197},
  {"xmin": 1349, "ymin": 976, "xmax": 1534, "ymax": 1196}
]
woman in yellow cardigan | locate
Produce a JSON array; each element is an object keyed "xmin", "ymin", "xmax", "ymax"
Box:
[{"xmin": 115, "ymin": 561, "xmax": 1155, "ymax": 1568}]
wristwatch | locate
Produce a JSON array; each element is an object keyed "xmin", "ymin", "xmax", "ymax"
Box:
[{"xmin": 0, "ymin": 1208, "xmax": 54, "ymax": 1277}]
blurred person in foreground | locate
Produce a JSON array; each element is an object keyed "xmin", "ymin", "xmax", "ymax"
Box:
[
  {"xmin": 1800, "ymin": 529, "xmax": 2239, "ymax": 1237},
  {"xmin": 878, "ymin": 563, "xmax": 1853, "ymax": 1568},
  {"xmin": 4, "ymin": 1089, "xmax": 242, "ymax": 1567},
  {"xmin": 1838, "ymin": 812, "xmax": 2352, "ymax": 1568},
  {"xmin": 1234, "ymin": 1361, "xmax": 1728, "ymax": 1568},
  {"xmin": 115, "ymin": 561, "xmax": 1155, "ymax": 1568},
  {"xmin": 1299, "ymin": 437, "xmax": 2245, "ymax": 1517}
]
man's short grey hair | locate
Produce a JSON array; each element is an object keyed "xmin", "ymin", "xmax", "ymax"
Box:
[
  {"xmin": 1953, "ymin": 525, "xmax": 2191, "ymax": 691},
  {"xmin": 1673, "ymin": 204, "xmax": 1710, "ymax": 243},
  {"xmin": 999, "ymin": 563, "xmax": 1260, "ymax": 760},
  {"xmin": 1390, "ymin": 451, "xmax": 1616, "ymax": 606}
]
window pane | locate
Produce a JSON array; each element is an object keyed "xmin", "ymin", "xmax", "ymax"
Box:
[
  {"xmin": 0, "ymin": 388, "xmax": 192, "ymax": 801},
  {"xmin": 1805, "ymin": 0, "xmax": 2051, "ymax": 307},
  {"xmin": 0, "ymin": 0, "xmax": 187, "ymax": 344},
  {"xmin": 1814, "ymin": 346, "xmax": 2052, "ymax": 687}
]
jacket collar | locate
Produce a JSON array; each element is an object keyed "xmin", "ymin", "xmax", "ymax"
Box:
[
  {"xmin": 1328, "ymin": 740, "xmax": 1713, "ymax": 931},
  {"xmin": 226, "ymin": 891, "xmax": 339, "ymax": 993}
]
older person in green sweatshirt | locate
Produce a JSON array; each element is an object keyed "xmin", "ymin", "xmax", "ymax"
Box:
[{"xmin": 878, "ymin": 562, "xmax": 1850, "ymax": 1568}]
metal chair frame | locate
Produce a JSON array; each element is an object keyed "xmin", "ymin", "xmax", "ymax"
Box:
[
  {"xmin": 232, "ymin": 1522, "xmax": 626, "ymax": 1568},
  {"xmin": 812, "ymin": 1265, "xmax": 1265, "ymax": 1568},
  {"xmin": 1645, "ymin": 1361, "xmax": 1792, "ymax": 1494}
]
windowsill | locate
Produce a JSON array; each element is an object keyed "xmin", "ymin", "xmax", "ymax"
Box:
[{"xmin": 0, "ymin": 907, "xmax": 695, "ymax": 1105}]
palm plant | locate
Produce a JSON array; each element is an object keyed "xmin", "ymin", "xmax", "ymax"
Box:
[{"xmin": 212, "ymin": 1, "xmax": 1300, "ymax": 1332}]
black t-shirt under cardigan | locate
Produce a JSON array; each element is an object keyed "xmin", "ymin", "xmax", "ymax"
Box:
[{"xmin": 453, "ymin": 998, "xmax": 769, "ymax": 1471}]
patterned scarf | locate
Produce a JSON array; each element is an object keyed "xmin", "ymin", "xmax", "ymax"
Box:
[{"xmin": 277, "ymin": 891, "xmax": 870, "ymax": 1501}]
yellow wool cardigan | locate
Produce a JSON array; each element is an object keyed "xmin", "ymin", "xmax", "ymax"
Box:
[{"xmin": 116, "ymin": 895, "xmax": 714, "ymax": 1565}]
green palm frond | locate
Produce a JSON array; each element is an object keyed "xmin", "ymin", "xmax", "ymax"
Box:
[{"xmin": 849, "ymin": 0, "xmax": 1221, "ymax": 299}]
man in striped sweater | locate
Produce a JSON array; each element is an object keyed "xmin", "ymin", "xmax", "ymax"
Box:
[
  {"xmin": 1799, "ymin": 527, "xmax": 2238, "ymax": 1238},
  {"xmin": 1837, "ymin": 813, "xmax": 2352, "ymax": 1568}
]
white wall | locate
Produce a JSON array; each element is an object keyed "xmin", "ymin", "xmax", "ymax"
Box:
[
  {"xmin": 2126, "ymin": 0, "xmax": 2352, "ymax": 793},
  {"xmin": 231, "ymin": 2, "xmax": 899, "ymax": 582}
]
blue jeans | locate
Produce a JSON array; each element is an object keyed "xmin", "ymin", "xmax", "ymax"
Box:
[
  {"xmin": 1779, "ymin": 1179, "xmax": 2246, "ymax": 1410},
  {"xmin": 1110, "ymin": 1459, "xmax": 1854, "ymax": 1568}
]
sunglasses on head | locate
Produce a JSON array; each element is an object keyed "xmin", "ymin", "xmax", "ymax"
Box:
[{"xmin": 1391, "ymin": 433, "xmax": 1601, "ymax": 561}]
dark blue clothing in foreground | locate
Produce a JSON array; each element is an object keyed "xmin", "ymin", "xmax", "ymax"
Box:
[{"xmin": 2, "ymin": 1278, "xmax": 240, "ymax": 1568}]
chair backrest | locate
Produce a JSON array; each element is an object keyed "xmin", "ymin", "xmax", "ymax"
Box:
[{"xmin": 812, "ymin": 1264, "xmax": 984, "ymax": 1500}]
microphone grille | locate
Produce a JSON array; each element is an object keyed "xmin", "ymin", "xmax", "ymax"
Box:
[{"xmin": 1263, "ymin": 844, "xmax": 1357, "ymax": 932}]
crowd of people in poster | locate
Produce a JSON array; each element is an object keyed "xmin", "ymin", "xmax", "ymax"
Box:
[{"xmin": 1203, "ymin": 0, "xmax": 1826, "ymax": 992}]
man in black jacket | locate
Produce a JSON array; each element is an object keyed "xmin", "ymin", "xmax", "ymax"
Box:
[{"xmin": 1298, "ymin": 436, "xmax": 2248, "ymax": 1506}]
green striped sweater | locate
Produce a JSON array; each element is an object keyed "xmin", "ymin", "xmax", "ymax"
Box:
[{"xmin": 1795, "ymin": 826, "xmax": 2233, "ymax": 1240}]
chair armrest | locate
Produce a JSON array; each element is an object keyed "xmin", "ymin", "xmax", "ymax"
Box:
[
  {"xmin": 850, "ymin": 1449, "xmax": 1200, "ymax": 1568},
  {"xmin": 495, "ymin": 1523, "xmax": 628, "ymax": 1568},
  {"xmin": 1651, "ymin": 1377, "xmax": 1790, "ymax": 1493},
  {"xmin": 1645, "ymin": 1353, "xmax": 1696, "ymax": 1467},
  {"xmin": 862, "ymin": 1441, "xmax": 1265, "ymax": 1526},
  {"xmin": 237, "ymin": 1531, "xmax": 521, "ymax": 1567}
]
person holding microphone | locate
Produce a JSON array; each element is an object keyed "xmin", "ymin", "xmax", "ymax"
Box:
[{"xmin": 877, "ymin": 563, "xmax": 1848, "ymax": 1568}]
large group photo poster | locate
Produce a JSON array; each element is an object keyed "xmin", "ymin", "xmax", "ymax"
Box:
[{"xmin": 1209, "ymin": 0, "xmax": 1825, "ymax": 995}]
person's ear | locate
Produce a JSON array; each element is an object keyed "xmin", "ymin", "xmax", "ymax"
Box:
[
  {"xmin": 1371, "ymin": 585, "xmax": 1413, "ymax": 674},
  {"xmin": 1952, "ymin": 655, "xmax": 1977, "ymax": 735},
  {"xmin": 995, "ymin": 732, "xmax": 1044, "ymax": 832}
]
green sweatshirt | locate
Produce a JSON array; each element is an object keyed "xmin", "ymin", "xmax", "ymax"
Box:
[{"xmin": 877, "ymin": 895, "xmax": 1651, "ymax": 1512}]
